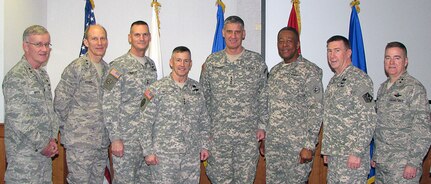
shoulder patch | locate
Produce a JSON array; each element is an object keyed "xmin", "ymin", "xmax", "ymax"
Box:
[
  {"xmin": 103, "ymin": 68, "xmax": 122, "ymax": 91},
  {"xmin": 141, "ymin": 89, "xmax": 155, "ymax": 111},
  {"xmin": 109, "ymin": 68, "xmax": 122, "ymax": 79}
]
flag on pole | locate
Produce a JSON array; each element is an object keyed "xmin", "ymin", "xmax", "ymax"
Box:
[
  {"xmin": 348, "ymin": 1, "xmax": 374, "ymax": 183},
  {"xmin": 211, "ymin": 0, "xmax": 225, "ymax": 53},
  {"xmin": 287, "ymin": 0, "xmax": 301, "ymax": 54},
  {"xmin": 349, "ymin": 2, "xmax": 367, "ymax": 73},
  {"xmin": 79, "ymin": 0, "xmax": 96, "ymax": 56},
  {"xmin": 148, "ymin": 0, "xmax": 164, "ymax": 79}
]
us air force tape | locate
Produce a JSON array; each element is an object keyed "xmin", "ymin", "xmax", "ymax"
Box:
[{"xmin": 103, "ymin": 68, "xmax": 122, "ymax": 91}]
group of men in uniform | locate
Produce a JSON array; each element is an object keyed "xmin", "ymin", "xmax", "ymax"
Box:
[{"xmin": 2, "ymin": 14, "xmax": 430, "ymax": 184}]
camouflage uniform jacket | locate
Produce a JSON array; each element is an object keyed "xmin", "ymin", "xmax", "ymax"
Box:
[
  {"xmin": 321, "ymin": 64, "xmax": 376, "ymax": 157},
  {"xmin": 3, "ymin": 56, "xmax": 59, "ymax": 157},
  {"xmin": 200, "ymin": 49, "xmax": 268, "ymax": 138},
  {"xmin": 103, "ymin": 52, "xmax": 157, "ymax": 141},
  {"xmin": 375, "ymin": 71, "xmax": 431, "ymax": 168},
  {"xmin": 54, "ymin": 54, "xmax": 110, "ymax": 148},
  {"xmin": 266, "ymin": 56, "xmax": 323, "ymax": 151},
  {"xmin": 141, "ymin": 76, "xmax": 210, "ymax": 156}
]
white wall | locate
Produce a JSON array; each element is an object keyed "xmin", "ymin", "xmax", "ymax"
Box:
[
  {"xmin": 46, "ymin": 0, "xmax": 261, "ymax": 88},
  {"xmin": 2, "ymin": 0, "xmax": 431, "ymax": 123},
  {"xmin": 1, "ymin": 0, "xmax": 261, "ymax": 123},
  {"xmin": 266, "ymin": 0, "xmax": 431, "ymax": 99},
  {"xmin": 1, "ymin": 0, "xmax": 47, "ymax": 122}
]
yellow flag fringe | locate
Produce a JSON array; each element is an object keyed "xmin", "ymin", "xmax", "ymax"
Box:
[
  {"xmin": 350, "ymin": 0, "xmax": 361, "ymax": 13},
  {"xmin": 291, "ymin": 0, "xmax": 301, "ymax": 34}
]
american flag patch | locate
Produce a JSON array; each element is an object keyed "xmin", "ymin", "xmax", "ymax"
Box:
[
  {"xmin": 144, "ymin": 89, "xmax": 154, "ymax": 100},
  {"xmin": 109, "ymin": 68, "xmax": 122, "ymax": 79}
]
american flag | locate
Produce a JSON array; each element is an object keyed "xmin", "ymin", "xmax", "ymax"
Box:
[{"xmin": 79, "ymin": 0, "xmax": 96, "ymax": 56}]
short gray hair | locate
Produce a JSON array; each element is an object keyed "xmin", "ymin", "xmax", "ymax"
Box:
[
  {"xmin": 23, "ymin": 25, "xmax": 49, "ymax": 42},
  {"xmin": 224, "ymin": 15, "xmax": 244, "ymax": 29}
]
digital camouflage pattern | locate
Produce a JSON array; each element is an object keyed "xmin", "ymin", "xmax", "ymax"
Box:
[
  {"xmin": 54, "ymin": 54, "xmax": 109, "ymax": 184},
  {"xmin": 3, "ymin": 56, "xmax": 59, "ymax": 184},
  {"xmin": 200, "ymin": 49, "xmax": 268, "ymax": 184},
  {"xmin": 322, "ymin": 65, "xmax": 377, "ymax": 183},
  {"xmin": 141, "ymin": 76, "xmax": 210, "ymax": 183},
  {"xmin": 374, "ymin": 72, "xmax": 431, "ymax": 183},
  {"xmin": 103, "ymin": 52, "xmax": 157, "ymax": 184},
  {"xmin": 265, "ymin": 56, "xmax": 323, "ymax": 183}
]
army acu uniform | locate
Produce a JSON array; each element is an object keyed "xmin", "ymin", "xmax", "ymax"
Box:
[
  {"xmin": 54, "ymin": 54, "xmax": 110, "ymax": 184},
  {"xmin": 140, "ymin": 76, "xmax": 210, "ymax": 183},
  {"xmin": 265, "ymin": 56, "xmax": 323, "ymax": 183},
  {"xmin": 200, "ymin": 49, "xmax": 268, "ymax": 183},
  {"xmin": 3, "ymin": 56, "xmax": 59, "ymax": 184},
  {"xmin": 321, "ymin": 65, "xmax": 377, "ymax": 183},
  {"xmin": 374, "ymin": 72, "xmax": 431, "ymax": 183},
  {"xmin": 103, "ymin": 52, "xmax": 157, "ymax": 184}
]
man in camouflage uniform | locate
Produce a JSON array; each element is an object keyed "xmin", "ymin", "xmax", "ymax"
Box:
[
  {"xmin": 141, "ymin": 46, "xmax": 210, "ymax": 183},
  {"xmin": 265, "ymin": 27, "xmax": 323, "ymax": 183},
  {"xmin": 372, "ymin": 42, "xmax": 431, "ymax": 183},
  {"xmin": 54, "ymin": 24, "xmax": 109, "ymax": 184},
  {"xmin": 103, "ymin": 20, "xmax": 157, "ymax": 184},
  {"xmin": 321, "ymin": 35, "xmax": 376, "ymax": 183},
  {"xmin": 200, "ymin": 15, "xmax": 268, "ymax": 183},
  {"xmin": 2, "ymin": 25, "xmax": 59, "ymax": 184}
]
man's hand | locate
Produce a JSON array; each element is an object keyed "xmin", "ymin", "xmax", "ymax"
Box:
[
  {"xmin": 200, "ymin": 149, "xmax": 210, "ymax": 161},
  {"xmin": 299, "ymin": 148, "xmax": 313, "ymax": 164},
  {"xmin": 259, "ymin": 140, "xmax": 265, "ymax": 156},
  {"xmin": 41, "ymin": 139, "xmax": 58, "ymax": 158},
  {"xmin": 111, "ymin": 140, "xmax": 124, "ymax": 157},
  {"xmin": 323, "ymin": 155, "xmax": 328, "ymax": 164},
  {"xmin": 256, "ymin": 129, "xmax": 265, "ymax": 141},
  {"xmin": 145, "ymin": 154, "xmax": 159, "ymax": 165},
  {"xmin": 403, "ymin": 165, "xmax": 417, "ymax": 179},
  {"xmin": 370, "ymin": 160, "xmax": 376, "ymax": 168},
  {"xmin": 347, "ymin": 155, "xmax": 361, "ymax": 169}
]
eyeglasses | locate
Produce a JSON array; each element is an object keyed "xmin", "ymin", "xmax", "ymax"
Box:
[{"xmin": 26, "ymin": 42, "xmax": 52, "ymax": 48}]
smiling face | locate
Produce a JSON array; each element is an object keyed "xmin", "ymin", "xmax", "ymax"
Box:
[
  {"xmin": 129, "ymin": 24, "xmax": 151, "ymax": 55},
  {"xmin": 84, "ymin": 25, "xmax": 108, "ymax": 61},
  {"xmin": 277, "ymin": 29, "xmax": 299, "ymax": 63},
  {"xmin": 384, "ymin": 47, "xmax": 408, "ymax": 81},
  {"xmin": 23, "ymin": 33, "xmax": 51, "ymax": 69},
  {"xmin": 170, "ymin": 51, "xmax": 192, "ymax": 81},
  {"xmin": 222, "ymin": 23, "xmax": 245, "ymax": 54},
  {"xmin": 327, "ymin": 40, "xmax": 352, "ymax": 74}
]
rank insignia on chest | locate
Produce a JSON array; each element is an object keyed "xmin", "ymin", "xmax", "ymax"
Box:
[
  {"xmin": 313, "ymin": 86, "xmax": 321, "ymax": 93},
  {"xmin": 337, "ymin": 78, "xmax": 347, "ymax": 87},
  {"xmin": 191, "ymin": 84, "xmax": 199, "ymax": 92},
  {"xmin": 362, "ymin": 92, "xmax": 373, "ymax": 103}
]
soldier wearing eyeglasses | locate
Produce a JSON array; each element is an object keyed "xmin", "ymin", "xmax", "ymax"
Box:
[{"xmin": 2, "ymin": 25, "xmax": 59, "ymax": 184}]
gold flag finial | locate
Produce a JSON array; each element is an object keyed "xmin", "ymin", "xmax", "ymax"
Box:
[
  {"xmin": 350, "ymin": 0, "xmax": 360, "ymax": 13},
  {"xmin": 151, "ymin": 0, "xmax": 161, "ymax": 34},
  {"xmin": 216, "ymin": 0, "xmax": 226, "ymax": 13},
  {"xmin": 89, "ymin": 0, "xmax": 95, "ymax": 9}
]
